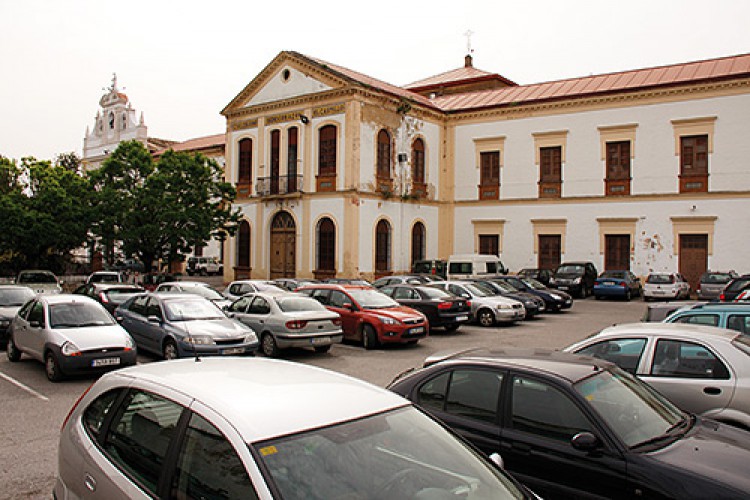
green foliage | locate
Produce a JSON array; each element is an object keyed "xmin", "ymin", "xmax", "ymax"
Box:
[{"xmin": 55, "ymin": 151, "xmax": 82, "ymax": 173}]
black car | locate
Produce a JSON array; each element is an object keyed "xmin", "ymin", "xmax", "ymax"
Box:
[
  {"xmin": 720, "ymin": 274, "xmax": 750, "ymax": 302},
  {"xmin": 379, "ymin": 284, "xmax": 471, "ymax": 332},
  {"xmin": 388, "ymin": 348, "xmax": 750, "ymax": 499},
  {"xmin": 73, "ymin": 282, "xmax": 146, "ymax": 314},
  {"xmin": 493, "ymin": 275, "xmax": 573, "ymax": 312},
  {"xmin": 550, "ymin": 261, "xmax": 598, "ymax": 298},
  {"xmin": 469, "ymin": 279, "xmax": 545, "ymax": 318},
  {"xmin": 516, "ymin": 268, "xmax": 553, "ymax": 286}
]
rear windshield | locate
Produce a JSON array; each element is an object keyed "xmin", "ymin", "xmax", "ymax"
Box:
[
  {"xmin": 727, "ymin": 278, "xmax": 750, "ymax": 292},
  {"xmin": 701, "ymin": 273, "xmax": 734, "ymax": 284},
  {"xmin": 18, "ymin": 272, "xmax": 57, "ymax": 284},
  {"xmin": 600, "ymin": 271, "xmax": 627, "ymax": 279},
  {"xmin": 647, "ymin": 274, "xmax": 674, "ymax": 284},
  {"xmin": 276, "ymin": 296, "xmax": 327, "ymax": 313}
]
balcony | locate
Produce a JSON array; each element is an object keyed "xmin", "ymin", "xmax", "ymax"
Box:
[{"xmin": 256, "ymin": 174, "xmax": 303, "ymax": 197}]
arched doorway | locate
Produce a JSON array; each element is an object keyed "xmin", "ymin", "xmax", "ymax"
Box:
[
  {"xmin": 270, "ymin": 211, "xmax": 296, "ymax": 278},
  {"xmin": 235, "ymin": 220, "xmax": 251, "ymax": 279}
]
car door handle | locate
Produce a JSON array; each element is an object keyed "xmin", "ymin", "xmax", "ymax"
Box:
[
  {"xmin": 84, "ymin": 473, "xmax": 97, "ymax": 492},
  {"xmin": 703, "ymin": 387, "xmax": 722, "ymax": 395}
]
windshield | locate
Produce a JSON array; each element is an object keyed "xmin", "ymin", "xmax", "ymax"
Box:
[
  {"xmin": 18, "ymin": 272, "xmax": 57, "ymax": 284},
  {"xmin": 254, "ymin": 406, "xmax": 524, "ymax": 500},
  {"xmin": 0, "ymin": 288, "xmax": 35, "ymax": 307},
  {"xmin": 463, "ymin": 283, "xmax": 492, "ymax": 297},
  {"xmin": 473, "ymin": 282, "xmax": 500, "ymax": 295},
  {"xmin": 556, "ymin": 265, "xmax": 583, "ymax": 275},
  {"xmin": 276, "ymin": 296, "xmax": 327, "ymax": 313},
  {"xmin": 348, "ymin": 289, "xmax": 399, "ymax": 309},
  {"xmin": 49, "ymin": 302, "xmax": 115, "ymax": 328},
  {"xmin": 181, "ymin": 285, "xmax": 224, "ymax": 301},
  {"xmin": 490, "ymin": 280, "xmax": 517, "ymax": 293},
  {"xmin": 575, "ymin": 369, "xmax": 685, "ymax": 448},
  {"xmin": 164, "ymin": 298, "xmax": 225, "ymax": 321}
]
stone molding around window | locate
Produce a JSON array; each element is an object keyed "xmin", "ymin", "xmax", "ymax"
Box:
[
  {"xmin": 670, "ymin": 216, "xmax": 717, "ymax": 255},
  {"xmin": 596, "ymin": 218, "xmax": 638, "ymax": 255},
  {"xmin": 472, "ymin": 220, "xmax": 505, "ymax": 254},
  {"xmin": 671, "ymin": 117, "xmax": 716, "ymax": 156},
  {"xmin": 532, "ymin": 130, "xmax": 568, "ymax": 165},
  {"xmin": 473, "ymin": 136, "xmax": 506, "ymax": 169},
  {"xmin": 530, "ymin": 219, "xmax": 567, "ymax": 254},
  {"xmin": 597, "ymin": 124, "xmax": 637, "ymax": 161}
]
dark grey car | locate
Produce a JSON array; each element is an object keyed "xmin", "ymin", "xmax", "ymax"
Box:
[{"xmin": 0, "ymin": 286, "xmax": 36, "ymax": 348}]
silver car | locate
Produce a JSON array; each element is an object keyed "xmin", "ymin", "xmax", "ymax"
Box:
[
  {"xmin": 643, "ymin": 272, "xmax": 691, "ymax": 301},
  {"xmin": 155, "ymin": 280, "xmax": 232, "ymax": 309},
  {"xmin": 6, "ymin": 294, "xmax": 136, "ymax": 381},
  {"xmin": 16, "ymin": 269, "xmax": 62, "ymax": 294},
  {"xmin": 565, "ymin": 322, "xmax": 750, "ymax": 429},
  {"xmin": 55, "ymin": 358, "xmax": 532, "ymax": 499},
  {"xmin": 223, "ymin": 279, "xmax": 284, "ymax": 301},
  {"xmin": 226, "ymin": 292, "xmax": 343, "ymax": 357},
  {"xmin": 0, "ymin": 285, "xmax": 36, "ymax": 348},
  {"xmin": 428, "ymin": 280, "xmax": 525, "ymax": 326}
]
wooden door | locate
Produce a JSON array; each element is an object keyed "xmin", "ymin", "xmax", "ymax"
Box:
[
  {"xmin": 538, "ymin": 235, "xmax": 561, "ymax": 270},
  {"xmin": 270, "ymin": 212, "xmax": 296, "ymax": 278},
  {"xmin": 679, "ymin": 234, "xmax": 708, "ymax": 291},
  {"xmin": 605, "ymin": 235, "xmax": 630, "ymax": 270}
]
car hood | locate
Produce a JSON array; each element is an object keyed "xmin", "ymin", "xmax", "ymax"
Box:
[
  {"xmin": 366, "ymin": 306, "xmax": 424, "ymax": 322},
  {"xmin": 553, "ymin": 273, "xmax": 583, "ymax": 280},
  {"xmin": 646, "ymin": 418, "xmax": 750, "ymax": 491},
  {"xmin": 55, "ymin": 324, "xmax": 132, "ymax": 350},
  {"xmin": 173, "ymin": 318, "xmax": 254, "ymax": 338}
]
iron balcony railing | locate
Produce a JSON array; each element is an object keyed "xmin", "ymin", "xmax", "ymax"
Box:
[{"xmin": 256, "ymin": 174, "xmax": 303, "ymax": 196}]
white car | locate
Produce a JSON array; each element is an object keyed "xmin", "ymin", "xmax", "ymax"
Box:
[
  {"xmin": 86, "ymin": 271, "xmax": 125, "ymax": 284},
  {"xmin": 428, "ymin": 280, "xmax": 526, "ymax": 326},
  {"xmin": 643, "ymin": 272, "xmax": 691, "ymax": 301},
  {"xmin": 15, "ymin": 269, "xmax": 62, "ymax": 294},
  {"xmin": 6, "ymin": 294, "xmax": 136, "ymax": 381},
  {"xmin": 223, "ymin": 279, "xmax": 285, "ymax": 301},
  {"xmin": 55, "ymin": 358, "xmax": 534, "ymax": 499},
  {"xmin": 155, "ymin": 280, "xmax": 232, "ymax": 309}
]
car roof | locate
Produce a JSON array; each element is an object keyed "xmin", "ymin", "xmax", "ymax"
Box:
[
  {"xmin": 300, "ymin": 283, "xmax": 372, "ymax": 291},
  {"xmin": 107, "ymin": 358, "xmax": 408, "ymax": 442},
  {"xmin": 37, "ymin": 294, "xmax": 98, "ymax": 305},
  {"xmin": 671, "ymin": 302, "xmax": 750, "ymax": 312},
  {"xmin": 599, "ymin": 322, "xmax": 740, "ymax": 341},
  {"xmin": 421, "ymin": 348, "xmax": 613, "ymax": 384}
]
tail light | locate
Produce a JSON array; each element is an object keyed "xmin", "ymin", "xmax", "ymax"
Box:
[
  {"xmin": 620, "ymin": 282, "xmax": 627, "ymax": 287},
  {"xmin": 98, "ymin": 291, "xmax": 110, "ymax": 303},
  {"xmin": 719, "ymin": 292, "xmax": 726, "ymax": 301},
  {"xmin": 465, "ymin": 301, "xmax": 472, "ymax": 308},
  {"xmin": 670, "ymin": 276, "xmax": 676, "ymax": 283},
  {"xmin": 62, "ymin": 383, "xmax": 94, "ymax": 430},
  {"xmin": 285, "ymin": 320, "xmax": 308, "ymax": 329},
  {"xmin": 438, "ymin": 302, "xmax": 453, "ymax": 310},
  {"xmin": 332, "ymin": 318, "xmax": 342, "ymax": 326}
]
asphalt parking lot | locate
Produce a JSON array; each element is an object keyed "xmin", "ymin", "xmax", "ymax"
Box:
[{"xmin": 0, "ymin": 296, "xmax": 646, "ymax": 499}]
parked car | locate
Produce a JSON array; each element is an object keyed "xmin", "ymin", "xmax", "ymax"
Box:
[
  {"xmin": 663, "ymin": 302, "xmax": 750, "ymax": 334},
  {"xmin": 549, "ymin": 261, "xmax": 598, "ymax": 298},
  {"xmin": 593, "ymin": 270, "xmax": 642, "ymax": 300},
  {"xmin": 493, "ymin": 275, "xmax": 573, "ymax": 312},
  {"xmin": 736, "ymin": 290, "xmax": 750, "ymax": 302},
  {"xmin": 73, "ymin": 283, "xmax": 146, "ymax": 314},
  {"xmin": 469, "ymin": 279, "xmax": 545, "ymax": 318},
  {"xmin": 6, "ymin": 294, "xmax": 136, "ymax": 381},
  {"xmin": 516, "ymin": 268, "xmax": 552, "ymax": 286},
  {"xmin": 565, "ymin": 322, "xmax": 750, "ymax": 429},
  {"xmin": 641, "ymin": 300, "xmax": 705, "ymax": 322},
  {"xmin": 643, "ymin": 272, "xmax": 691, "ymax": 301},
  {"xmin": 86, "ymin": 271, "xmax": 125, "ymax": 284},
  {"xmin": 186, "ymin": 255, "xmax": 222, "ymax": 276},
  {"xmin": 719, "ymin": 274, "xmax": 750, "ymax": 302},
  {"xmin": 226, "ymin": 292, "xmax": 343, "ymax": 357},
  {"xmin": 427, "ymin": 281, "xmax": 525, "ymax": 326},
  {"xmin": 0, "ymin": 285, "xmax": 36, "ymax": 349},
  {"xmin": 114, "ymin": 293, "xmax": 258, "ymax": 360},
  {"xmin": 55, "ymin": 358, "xmax": 534, "ymax": 500},
  {"xmin": 378, "ymin": 284, "xmax": 471, "ymax": 332},
  {"xmin": 697, "ymin": 270, "xmax": 738, "ymax": 300},
  {"xmin": 155, "ymin": 280, "xmax": 232, "ymax": 309},
  {"xmin": 389, "ymin": 347, "xmax": 750, "ymax": 499},
  {"xmin": 272, "ymin": 277, "xmax": 320, "ymax": 291},
  {"xmin": 15, "ymin": 269, "xmax": 62, "ymax": 294},
  {"xmin": 321, "ymin": 277, "xmax": 373, "ymax": 287},
  {"xmin": 111, "ymin": 258, "xmax": 144, "ymax": 273},
  {"xmin": 297, "ymin": 284, "xmax": 427, "ymax": 349},
  {"xmin": 140, "ymin": 272, "xmax": 177, "ymax": 292},
  {"xmin": 223, "ymin": 279, "xmax": 284, "ymax": 301},
  {"xmin": 372, "ymin": 275, "xmax": 433, "ymax": 288},
  {"xmin": 410, "ymin": 259, "xmax": 447, "ymax": 279},
  {"xmin": 447, "ymin": 254, "xmax": 508, "ymax": 280}
]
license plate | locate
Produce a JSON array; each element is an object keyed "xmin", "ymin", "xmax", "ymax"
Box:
[
  {"xmin": 310, "ymin": 336, "xmax": 330, "ymax": 345},
  {"xmin": 558, "ymin": 286, "xmax": 569, "ymax": 290},
  {"xmin": 604, "ymin": 281, "xmax": 615, "ymax": 286},
  {"xmin": 91, "ymin": 357, "xmax": 120, "ymax": 367},
  {"xmin": 222, "ymin": 347, "xmax": 245, "ymax": 355},
  {"xmin": 410, "ymin": 327, "xmax": 425, "ymax": 334},
  {"xmin": 456, "ymin": 316, "xmax": 469, "ymax": 321}
]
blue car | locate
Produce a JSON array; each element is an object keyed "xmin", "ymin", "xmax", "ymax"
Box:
[{"xmin": 593, "ymin": 270, "xmax": 642, "ymax": 301}]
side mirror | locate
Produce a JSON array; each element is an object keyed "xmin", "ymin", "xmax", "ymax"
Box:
[
  {"xmin": 342, "ymin": 302, "xmax": 354, "ymax": 310},
  {"xmin": 488, "ymin": 452, "xmax": 504, "ymax": 470},
  {"xmin": 571, "ymin": 432, "xmax": 601, "ymax": 452}
]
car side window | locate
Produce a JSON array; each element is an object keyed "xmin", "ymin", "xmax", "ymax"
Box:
[
  {"xmin": 309, "ymin": 289, "xmax": 330, "ymax": 305},
  {"xmin": 672, "ymin": 313, "xmax": 719, "ymax": 327},
  {"xmin": 171, "ymin": 412, "xmax": 258, "ymax": 499},
  {"xmin": 416, "ymin": 372, "xmax": 450, "ymax": 412},
  {"xmin": 575, "ymin": 338, "xmax": 647, "ymax": 375},
  {"xmin": 448, "ymin": 284, "xmax": 464, "ymax": 297},
  {"xmin": 445, "ymin": 369, "xmax": 503, "ymax": 424},
  {"xmin": 510, "ymin": 375, "xmax": 593, "ymax": 442},
  {"xmin": 651, "ymin": 339, "xmax": 730, "ymax": 379},
  {"xmin": 145, "ymin": 298, "xmax": 162, "ymax": 319},
  {"xmin": 380, "ymin": 286, "xmax": 395, "ymax": 297},
  {"xmin": 393, "ymin": 287, "xmax": 413, "ymax": 300},
  {"xmin": 329, "ymin": 291, "xmax": 349, "ymax": 308},
  {"xmin": 83, "ymin": 389, "xmax": 122, "ymax": 440},
  {"xmin": 103, "ymin": 390, "xmax": 184, "ymax": 495},
  {"xmin": 130, "ymin": 296, "xmax": 149, "ymax": 316},
  {"xmin": 228, "ymin": 296, "xmax": 251, "ymax": 313},
  {"xmin": 727, "ymin": 315, "xmax": 750, "ymax": 334},
  {"xmin": 17, "ymin": 299, "xmax": 35, "ymax": 320},
  {"xmin": 27, "ymin": 301, "xmax": 45, "ymax": 326},
  {"xmin": 249, "ymin": 297, "xmax": 270, "ymax": 315}
]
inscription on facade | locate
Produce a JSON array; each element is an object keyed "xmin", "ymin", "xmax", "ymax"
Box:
[
  {"xmin": 313, "ymin": 103, "xmax": 345, "ymax": 118},
  {"xmin": 267, "ymin": 111, "xmax": 305, "ymax": 125},
  {"xmin": 232, "ymin": 118, "xmax": 258, "ymax": 131}
]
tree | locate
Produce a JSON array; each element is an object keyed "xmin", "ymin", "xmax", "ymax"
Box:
[{"xmin": 55, "ymin": 151, "xmax": 82, "ymax": 174}]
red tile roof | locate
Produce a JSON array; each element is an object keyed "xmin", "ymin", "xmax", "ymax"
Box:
[
  {"xmin": 156, "ymin": 133, "xmax": 225, "ymax": 155},
  {"xmin": 404, "ymin": 65, "xmax": 517, "ymax": 92}
]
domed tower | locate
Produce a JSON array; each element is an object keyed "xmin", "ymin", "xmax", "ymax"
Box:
[{"xmin": 82, "ymin": 74, "xmax": 148, "ymax": 171}]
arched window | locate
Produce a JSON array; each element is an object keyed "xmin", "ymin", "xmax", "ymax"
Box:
[
  {"xmin": 318, "ymin": 125, "xmax": 337, "ymax": 176},
  {"xmin": 237, "ymin": 220, "xmax": 251, "ymax": 269},
  {"xmin": 375, "ymin": 219, "xmax": 391, "ymax": 273},
  {"xmin": 288, "ymin": 127, "xmax": 298, "ymax": 192},
  {"xmin": 377, "ymin": 129, "xmax": 391, "ymax": 180},
  {"xmin": 270, "ymin": 130, "xmax": 280, "ymax": 194},
  {"xmin": 317, "ymin": 218, "xmax": 335, "ymax": 272},
  {"xmin": 411, "ymin": 222, "xmax": 425, "ymax": 264},
  {"xmin": 412, "ymin": 138, "xmax": 425, "ymax": 184},
  {"xmin": 238, "ymin": 138, "xmax": 252, "ymax": 184}
]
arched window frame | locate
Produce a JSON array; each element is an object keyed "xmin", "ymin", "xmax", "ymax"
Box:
[
  {"xmin": 238, "ymin": 138, "xmax": 253, "ymax": 186},
  {"xmin": 316, "ymin": 217, "xmax": 336, "ymax": 273},
  {"xmin": 377, "ymin": 129, "xmax": 392, "ymax": 182},
  {"xmin": 375, "ymin": 219, "xmax": 392, "ymax": 274},
  {"xmin": 317, "ymin": 124, "xmax": 337, "ymax": 192},
  {"xmin": 411, "ymin": 221, "xmax": 426, "ymax": 264}
]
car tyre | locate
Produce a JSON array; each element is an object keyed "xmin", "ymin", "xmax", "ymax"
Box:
[
  {"xmin": 477, "ymin": 309, "xmax": 495, "ymax": 327},
  {"xmin": 163, "ymin": 339, "xmax": 179, "ymax": 360},
  {"xmin": 363, "ymin": 324, "xmax": 379, "ymax": 350},
  {"xmin": 7, "ymin": 336, "xmax": 22, "ymax": 362},
  {"xmin": 261, "ymin": 333, "xmax": 280, "ymax": 358},
  {"xmin": 45, "ymin": 352, "xmax": 64, "ymax": 382},
  {"xmin": 625, "ymin": 290, "xmax": 632, "ymax": 301},
  {"xmin": 313, "ymin": 344, "xmax": 331, "ymax": 354}
]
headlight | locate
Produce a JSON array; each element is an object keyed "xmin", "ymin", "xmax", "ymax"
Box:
[
  {"xmin": 496, "ymin": 303, "xmax": 512, "ymax": 310},
  {"xmin": 549, "ymin": 293, "xmax": 563, "ymax": 301},
  {"xmin": 61, "ymin": 341, "xmax": 81, "ymax": 356},
  {"xmin": 0, "ymin": 319, "xmax": 10, "ymax": 327},
  {"xmin": 124, "ymin": 337, "xmax": 134, "ymax": 349},
  {"xmin": 379, "ymin": 316, "xmax": 400, "ymax": 325},
  {"xmin": 184, "ymin": 335, "xmax": 215, "ymax": 345},
  {"xmin": 244, "ymin": 333, "xmax": 258, "ymax": 343},
  {"xmin": 573, "ymin": 277, "xmax": 582, "ymax": 284}
]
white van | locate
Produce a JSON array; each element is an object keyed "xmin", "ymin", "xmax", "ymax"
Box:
[{"xmin": 447, "ymin": 254, "xmax": 508, "ymax": 280}]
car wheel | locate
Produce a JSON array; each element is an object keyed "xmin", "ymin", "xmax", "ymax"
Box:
[
  {"xmin": 477, "ymin": 309, "xmax": 495, "ymax": 327},
  {"xmin": 163, "ymin": 339, "xmax": 179, "ymax": 360},
  {"xmin": 362, "ymin": 324, "xmax": 379, "ymax": 350},
  {"xmin": 200, "ymin": 268, "xmax": 207, "ymax": 276},
  {"xmin": 595, "ymin": 294, "xmax": 602, "ymax": 300},
  {"xmin": 45, "ymin": 352, "xmax": 64, "ymax": 382},
  {"xmin": 313, "ymin": 344, "xmax": 331, "ymax": 354},
  {"xmin": 7, "ymin": 336, "xmax": 22, "ymax": 362},
  {"xmin": 186, "ymin": 270, "xmax": 194, "ymax": 276},
  {"xmin": 625, "ymin": 290, "xmax": 632, "ymax": 301},
  {"xmin": 261, "ymin": 333, "xmax": 280, "ymax": 358}
]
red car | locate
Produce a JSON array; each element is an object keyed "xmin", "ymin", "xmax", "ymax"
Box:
[{"xmin": 297, "ymin": 284, "xmax": 428, "ymax": 349}]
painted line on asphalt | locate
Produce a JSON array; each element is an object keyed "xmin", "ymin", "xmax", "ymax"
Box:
[{"xmin": 0, "ymin": 371, "xmax": 49, "ymax": 401}]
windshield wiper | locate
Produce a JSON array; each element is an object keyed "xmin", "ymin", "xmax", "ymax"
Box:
[{"xmin": 630, "ymin": 416, "xmax": 690, "ymax": 450}]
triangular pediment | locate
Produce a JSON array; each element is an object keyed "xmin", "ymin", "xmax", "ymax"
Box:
[{"xmin": 222, "ymin": 52, "xmax": 350, "ymax": 115}]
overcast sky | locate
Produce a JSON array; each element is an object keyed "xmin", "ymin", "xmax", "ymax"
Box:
[{"xmin": 2, "ymin": 0, "xmax": 749, "ymax": 162}]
